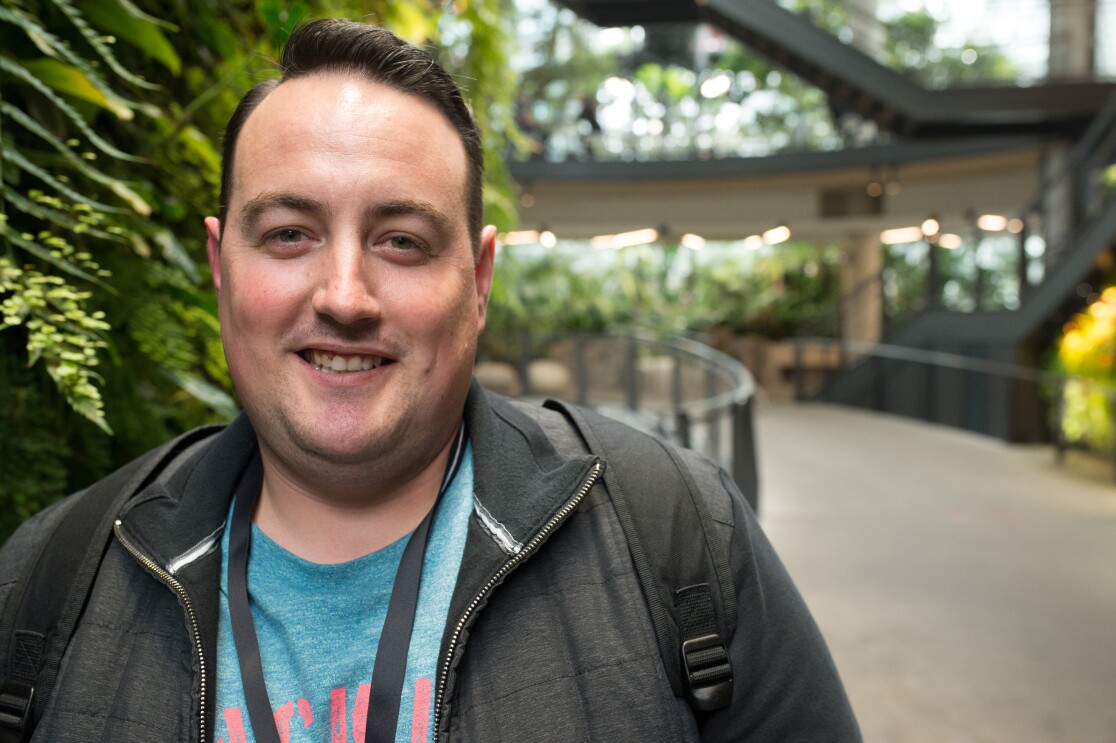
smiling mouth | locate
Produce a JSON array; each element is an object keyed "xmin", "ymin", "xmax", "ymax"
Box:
[{"xmin": 300, "ymin": 349, "xmax": 391, "ymax": 373}]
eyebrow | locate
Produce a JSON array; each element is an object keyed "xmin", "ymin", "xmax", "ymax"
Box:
[
  {"xmin": 236, "ymin": 194, "xmax": 458, "ymax": 242},
  {"xmin": 238, "ymin": 192, "xmax": 329, "ymax": 233},
  {"xmin": 367, "ymin": 199, "xmax": 456, "ymax": 241}
]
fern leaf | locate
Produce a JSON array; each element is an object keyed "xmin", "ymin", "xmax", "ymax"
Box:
[
  {"xmin": 0, "ymin": 6, "xmax": 143, "ymax": 117},
  {"xmin": 0, "ymin": 57, "xmax": 147, "ymax": 163},
  {"xmin": 0, "ymin": 222, "xmax": 117, "ymax": 292},
  {"xmin": 3, "ymin": 102, "xmax": 152, "ymax": 214},
  {"xmin": 2, "ymin": 145, "xmax": 128, "ymax": 215},
  {"xmin": 2, "ymin": 185, "xmax": 126, "ymax": 243},
  {"xmin": 49, "ymin": 0, "xmax": 160, "ymax": 90}
]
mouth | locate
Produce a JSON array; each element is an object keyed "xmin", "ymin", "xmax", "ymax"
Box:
[{"xmin": 299, "ymin": 349, "xmax": 393, "ymax": 374}]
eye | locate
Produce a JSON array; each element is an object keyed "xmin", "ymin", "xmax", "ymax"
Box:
[
  {"xmin": 276, "ymin": 228, "xmax": 306, "ymax": 243},
  {"xmin": 374, "ymin": 232, "xmax": 431, "ymax": 265},
  {"xmin": 389, "ymin": 235, "xmax": 418, "ymax": 250},
  {"xmin": 261, "ymin": 227, "xmax": 315, "ymax": 254}
]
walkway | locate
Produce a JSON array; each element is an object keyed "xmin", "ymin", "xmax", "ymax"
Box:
[{"xmin": 755, "ymin": 402, "xmax": 1116, "ymax": 743}]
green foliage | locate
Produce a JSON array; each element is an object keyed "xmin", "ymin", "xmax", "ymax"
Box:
[
  {"xmin": 0, "ymin": 0, "xmax": 253, "ymax": 538},
  {"xmin": 1049, "ymin": 287, "xmax": 1116, "ymax": 451},
  {"xmin": 511, "ymin": 0, "xmax": 1024, "ymax": 163},
  {"xmin": 878, "ymin": 9, "xmax": 1018, "ymax": 88},
  {"xmin": 480, "ymin": 240, "xmax": 841, "ymax": 363}
]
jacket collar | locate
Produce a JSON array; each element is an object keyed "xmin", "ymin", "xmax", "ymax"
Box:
[
  {"xmin": 117, "ymin": 380, "xmax": 598, "ymax": 569},
  {"xmin": 117, "ymin": 412, "xmax": 256, "ymax": 571},
  {"xmin": 463, "ymin": 380, "xmax": 598, "ymax": 555},
  {"xmin": 114, "ymin": 381, "xmax": 600, "ymax": 741}
]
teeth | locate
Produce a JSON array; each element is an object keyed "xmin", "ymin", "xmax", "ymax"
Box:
[{"xmin": 307, "ymin": 350, "xmax": 384, "ymax": 373}]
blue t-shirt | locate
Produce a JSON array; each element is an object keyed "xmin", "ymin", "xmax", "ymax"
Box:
[{"xmin": 214, "ymin": 444, "xmax": 474, "ymax": 743}]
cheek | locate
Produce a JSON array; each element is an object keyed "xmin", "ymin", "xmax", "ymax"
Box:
[
  {"xmin": 223, "ymin": 261, "xmax": 307, "ymax": 330},
  {"xmin": 386, "ymin": 272, "xmax": 478, "ymax": 349}
]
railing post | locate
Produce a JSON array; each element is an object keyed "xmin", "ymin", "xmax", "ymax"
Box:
[
  {"xmin": 872, "ymin": 355, "xmax": 885, "ymax": 411},
  {"xmin": 793, "ymin": 340, "xmax": 805, "ymax": 401},
  {"xmin": 1053, "ymin": 378, "xmax": 1067, "ymax": 464},
  {"xmin": 626, "ymin": 335, "xmax": 639, "ymax": 411},
  {"xmin": 1109, "ymin": 390, "xmax": 1116, "ymax": 487},
  {"xmin": 676, "ymin": 409, "xmax": 692, "ymax": 449},
  {"xmin": 706, "ymin": 366, "xmax": 721, "ymax": 457},
  {"xmin": 925, "ymin": 346, "xmax": 937, "ymax": 423},
  {"xmin": 575, "ymin": 334, "xmax": 589, "ymax": 406},
  {"xmin": 973, "ymin": 265, "xmax": 986, "ymax": 311},
  {"xmin": 732, "ymin": 398, "xmax": 760, "ymax": 514},
  {"xmin": 671, "ymin": 346, "xmax": 684, "ymax": 412},
  {"xmin": 518, "ymin": 328, "xmax": 532, "ymax": 395},
  {"xmin": 927, "ymin": 239, "xmax": 941, "ymax": 309}
]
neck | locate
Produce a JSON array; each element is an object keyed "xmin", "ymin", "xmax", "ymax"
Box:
[{"xmin": 252, "ymin": 432, "xmax": 458, "ymax": 564}]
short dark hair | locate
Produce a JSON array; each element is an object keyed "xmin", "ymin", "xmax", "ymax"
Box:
[{"xmin": 218, "ymin": 20, "xmax": 485, "ymax": 256}]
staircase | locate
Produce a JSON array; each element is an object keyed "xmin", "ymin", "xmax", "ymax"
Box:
[{"xmin": 819, "ymin": 92, "xmax": 1116, "ymax": 441}]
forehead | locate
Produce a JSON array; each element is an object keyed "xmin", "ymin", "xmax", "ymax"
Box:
[{"xmin": 230, "ymin": 72, "xmax": 469, "ymax": 220}]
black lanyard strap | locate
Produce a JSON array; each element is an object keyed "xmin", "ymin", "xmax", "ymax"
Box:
[{"xmin": 227, "ymin": 425, "xmax": 466, "ymax": 743}]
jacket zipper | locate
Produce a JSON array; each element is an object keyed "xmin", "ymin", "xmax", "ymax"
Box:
[
  {"xmin": 432, "ymin": 460, "xmax": 602, "ymax": 742},
  {"xmin": 113, "ymin": 520, "xmax": 209, "ymax": 742}
]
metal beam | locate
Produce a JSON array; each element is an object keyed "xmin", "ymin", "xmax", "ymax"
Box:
[{"xmin": 551, "ymin": 0, "xmax": 1116, "ymax": 137}]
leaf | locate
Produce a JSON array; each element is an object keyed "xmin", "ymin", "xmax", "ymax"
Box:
[
  {"xmin": 150, "ymin": 229, "xmax": 200, "ymax": 283},
  {"xmin": 13, "ymin": 58, "xmax": 133, "ymax": 120},
  {"xmin": 2, "ymin": 185, "xmax": 125, "ymax": 243},
  {"xmin": 166, "ymin": 370, "xmax": 239, "ymax": 419},
  {"xmin": 3, "ymin": 102, "xmax": 151, "ymax": 214},
  {"xmin": 77, "ymin": 0, "xmax": 182, "ymax": 74},
  {"xmin": 0, "ymin": 6, "xmax": 66, "ymax": 59},
  {"xmin": 0, "ymin": 5, "xmax": 143, "ymax": 114},
  {"xmin": 115, "ymin": 0, "xmax": 178, "ymax": 31},
  {"xmin": 0, "ymin": 223, "xmax": 116, "ymax": 292},
  {"xmin": 384, "ymin": 1, "xmax": 439, "ymax": 44},
  {"xmin": 0, "ymin": 57, "xmax": 146, "ymax": 163},
  {"xmin": 2, "ymin": 144, "xmax": 129, "ymax": 215},
  {"xmin": 257, "ymin": 0, "xmax": 309, "ymax": 47},
  {"xmin": 48, "ymin": 0, "xmax": 159, "ymax": 90}
]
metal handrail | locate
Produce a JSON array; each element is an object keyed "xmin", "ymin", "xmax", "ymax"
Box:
[
  {"xmin": 792, "ymin": 335, "xmax": 1116, "ymax": 480},
  {"xmin": 489, "ymin": 330, "xmax": 760, "ymax": 509},
  {"xmin": 634, "ymin": 332, "xmax": 756, "ymax": 415},
  {"xmin": 794, "ymin": 336, "xmax": 1116, "ymax": 396}
]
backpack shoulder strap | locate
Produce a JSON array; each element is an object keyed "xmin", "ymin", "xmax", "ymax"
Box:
[
  {"xmin": 0, "ymin": 424, "xmax": 223, "ymax": 743},
  {"xmin": 543, "ymin": 399, "xmax": 735, "ymax": 713}
]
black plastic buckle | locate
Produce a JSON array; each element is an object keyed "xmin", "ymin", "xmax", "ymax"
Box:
[
  {"xmin": 0, "ymin": 679, "xmax": 35, "ymax": 743},
  {"xmin": 681, "ymin": 634, "xmax": 733, "ymax": 712}
]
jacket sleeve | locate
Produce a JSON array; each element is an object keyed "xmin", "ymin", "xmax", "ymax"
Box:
[{"xmin": 698, "ymin": 468, "xmax": 862, "ymax": 742}]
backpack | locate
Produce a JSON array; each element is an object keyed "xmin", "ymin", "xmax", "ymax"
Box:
[
  {"xmin": 543, "ymin": 399, "xmax": 736, "ymax": 713},
  {"xmin": 0, "ymin": 404, "xmax": 737, "ymax": 741},
  {"xmin": 0, "ymin": 426, "xmax": 223, "ymax": 743}
]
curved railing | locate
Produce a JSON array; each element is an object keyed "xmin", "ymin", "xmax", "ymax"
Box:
[
  {"xmin": 791, "ymin": 335, "xmax": 1116, "ymax": 482},
  {"xmin": 476, "ymin": 331, "xmax": 760, "ymax": 509}
]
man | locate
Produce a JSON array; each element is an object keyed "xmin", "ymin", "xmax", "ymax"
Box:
[{"xmin": 0, "ymin": 19, "xmax": 860, "ymax": 743}]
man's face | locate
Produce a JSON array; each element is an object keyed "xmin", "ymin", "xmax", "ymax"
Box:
[{"xmin": 206, "ymin": 73, "xmax": 494, "ymax": 483}]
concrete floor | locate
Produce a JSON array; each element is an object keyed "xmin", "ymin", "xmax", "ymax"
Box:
[{"xmin": 755, "ymin": 402, "xmax": 1116, "ymax": 743}]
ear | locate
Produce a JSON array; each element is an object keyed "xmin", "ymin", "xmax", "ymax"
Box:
[
  {"xmin": 205, "ymin": 216, "xmax": 223, "ymax": 291},
  {"xmin": 475, "ymin": 225, "xmax": 497, "ymax": 333}
]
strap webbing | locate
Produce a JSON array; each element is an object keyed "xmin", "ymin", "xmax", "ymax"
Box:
[{"xmin": 542, "ymin": 399, "xmax": 735, "ymax": 712}]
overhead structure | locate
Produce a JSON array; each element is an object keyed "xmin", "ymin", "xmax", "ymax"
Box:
[{"xmin": 553, "ymin": 0, "xmax": 1114, "ymax": 137}]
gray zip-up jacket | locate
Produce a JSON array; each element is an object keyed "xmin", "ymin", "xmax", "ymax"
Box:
[{"xmin": 0, "ymin": 382, "xmax": 860, "ymax": 741}]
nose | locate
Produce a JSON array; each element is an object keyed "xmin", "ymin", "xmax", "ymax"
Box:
[{"xmin": 311, "ymin": 238, "xmax": 380, "ymax": 325}]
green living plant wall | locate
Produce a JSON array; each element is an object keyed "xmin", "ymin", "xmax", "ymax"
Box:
[
  {"xmin": 479, "ymin": 238, "xmax": 841, "ymax": 365},
  {"xmin": 1053, "ymin": 286, "xmax": 1116, "ymax": 451},
  {"xmin": 0, "ymin": 0, "xmax": 518, "ymax": 541}
]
